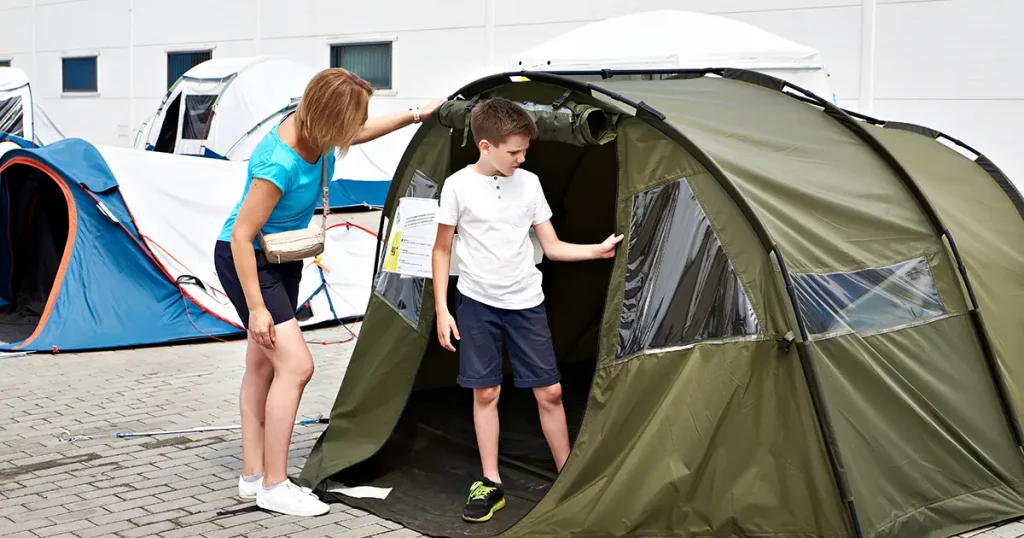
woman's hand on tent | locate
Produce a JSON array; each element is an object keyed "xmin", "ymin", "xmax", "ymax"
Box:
[
  {"xmin": 250, "ymin": 307, "xmax": 276, "ymax": 349},
  {"xmin": 418, "ymin": 99, "xmax": 443, "ymax": 120},
  {"xmin": 437, "ymin": 311, "xmax": 460, "ymax": 352},
  {"xmin": 594, "ymin": 234, "xmax": 624, "ymax": 259}
]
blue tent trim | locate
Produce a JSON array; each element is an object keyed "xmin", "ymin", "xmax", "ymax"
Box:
[
  {"xmin": 199, "ymin": 147, "xmax": 226, "ymax": 160},
  {"xmin": 318, "ymin": 180, "xmax": 389, "ymax": 210},
  {"xmin": 0, "ymin": 133, "xmax": 35, "ymax": 149},
  {"xmin": 0, "ymin": 138, "xmax": 246, "ymax": 352}
]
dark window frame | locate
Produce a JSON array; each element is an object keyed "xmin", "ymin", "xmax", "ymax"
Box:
[
  {"xmin": 329, "ymin": 41, "xmax": 393, "ymax": 90},
  {"xmin": 61, "ymin": 56, "xmax": 98, "ymax": 93},
  {"xmin": 167, "ymin": 50, "xmax": 212, "ymax": 89}
]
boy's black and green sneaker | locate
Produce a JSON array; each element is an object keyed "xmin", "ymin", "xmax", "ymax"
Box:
[{"xmin": 462, "ymin": 478, "xmax": 506, "ymax": 522}]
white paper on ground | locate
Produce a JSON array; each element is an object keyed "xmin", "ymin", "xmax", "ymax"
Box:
[{"xmin": 327, "ymin": 484, "xmax": 393, "ymax": 499}]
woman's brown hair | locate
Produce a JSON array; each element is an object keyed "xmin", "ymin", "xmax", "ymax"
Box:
[{"xmin": 294, "ymin": 68, "xmax": 373, "ymax": 153}]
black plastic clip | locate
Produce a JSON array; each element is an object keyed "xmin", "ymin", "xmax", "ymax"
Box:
[
  {"xmin": 636, "ymin": 101, "xmax": 666, "ymax": 121},
  {"xmin": 551, "ymin": 89, "xmax": 571, "ymax": 109},
  {"xmin": 778, "ymin": 331, "xmax": 796, "ymax": 353}
]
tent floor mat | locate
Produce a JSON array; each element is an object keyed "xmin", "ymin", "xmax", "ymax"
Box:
[
  {"xmin": 325, "ymin": 360, "xmax": 594, "ymax": 537},
  {"xmin": 0, "ymin": 313, "xmax": 39, "ymax": 345}
]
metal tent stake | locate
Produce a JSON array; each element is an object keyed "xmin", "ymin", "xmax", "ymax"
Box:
[
  {"xmin": 114, "ymin": 416, "xmax": 329, "ymax": 438},
  {"xmin": 58, "ymin": 415, "xmax": 329, "ymax": 443}
]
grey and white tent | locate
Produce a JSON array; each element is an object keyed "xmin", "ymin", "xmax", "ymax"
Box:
[{"xmin": 0, "ymin": 67, "xmax": 65, "ymax": 146}]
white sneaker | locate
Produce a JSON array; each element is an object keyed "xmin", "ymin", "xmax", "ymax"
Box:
[
  {"xmin": 238, "ymin": 476, "xmax": 261, "ymax": 500},
  {"xmin": 238, "ymin": 475, "xmax": 313, "ymax": 501},
  {"xmin": 256, "ymin": 479, "xmax": 330, "ymax": 517}
]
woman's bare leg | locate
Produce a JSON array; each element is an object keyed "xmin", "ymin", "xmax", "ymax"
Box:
[
  {"xmin": 259, "ymin": 318, "xmax": 314, "ymax": 487},
  {"xmin": 240, "ymin": 336, "xmax": 274, "ymax": 477}
]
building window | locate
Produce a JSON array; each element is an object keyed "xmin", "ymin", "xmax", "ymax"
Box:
[
  {"xmin": 62, "ymin": 56, "xmax": 98, "ymax": 93},
  {"xmin": 330, "ymin": 42, "xmax": 392, "ymax": 90},
  {"xmin": 167, "ymin": 50, "xmax": 212, "ymax": 89},
  {"xmin": 0, "ymin": 59, "xmax": 11, "ymax": 67}
]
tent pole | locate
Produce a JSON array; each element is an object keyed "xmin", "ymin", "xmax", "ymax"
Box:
[{"xmin": 774, "ymin": 246, "xmax": 864, "ymax": 538}]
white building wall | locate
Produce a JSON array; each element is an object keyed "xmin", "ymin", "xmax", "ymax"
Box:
[{"xmin": 0, "ymin": 0, "xmax": 1021, "ymax": 183}]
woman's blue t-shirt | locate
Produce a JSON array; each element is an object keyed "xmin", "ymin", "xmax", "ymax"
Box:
[{"xmin": 217, "ymin": 124, "xmax": 336, "ymax": 248}]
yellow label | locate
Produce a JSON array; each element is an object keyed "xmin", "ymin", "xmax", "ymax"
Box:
[{"xmin": 383, "ymin": 230, "xmax": 402, "ymax": 272}]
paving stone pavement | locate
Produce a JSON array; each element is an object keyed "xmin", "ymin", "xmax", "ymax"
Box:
[
  {"xmin": 0, "ymin": 322, "xmax": 423, "ymax": 538},
  {"xmin": 2, "ymin": 321, "xmax": 1024, "ymax": 538}
]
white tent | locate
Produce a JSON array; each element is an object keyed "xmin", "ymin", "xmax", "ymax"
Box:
[
  {"xmin": 0, "ymin": 67, "xmax": 65, "ymax": 145},
  {"xmin": 134, "ymin": 55, "xmax": 401, "ymax": 186},
  {"xmin": 504, "ymin": 10, "xmax": 837, "ymax": 103},
  {"xmin": 134, "ymin": 56, "xmax": 316, "ymax": 159},
  {"xmin": 97, "ymin": 144, "xmax": 378, "ymax": 326}
]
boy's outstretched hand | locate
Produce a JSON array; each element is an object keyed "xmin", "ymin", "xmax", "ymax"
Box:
[
  {"xmin": 593, "ymin": 233, "xmax": 625, "ymax": 259},
  {"xmin": 437, "ymin": 311, "xmax": 460, "ymax": 352}
]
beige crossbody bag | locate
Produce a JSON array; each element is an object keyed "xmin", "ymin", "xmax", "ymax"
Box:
[{"xmin": 258, "ymin": 154, "xmax": 329, "ymax": 264}]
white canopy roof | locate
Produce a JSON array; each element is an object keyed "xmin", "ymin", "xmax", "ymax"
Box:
[
  {"xmin": 0, "ymin": 67, "xmax": 65, "ymax": 146},
  {"xmin": 504, "ymin": 10, "xmax": 836, "ymax": 101},
  {"xmin": 0, "ymin": 67, "xmax": 29, "ymax": 93}
]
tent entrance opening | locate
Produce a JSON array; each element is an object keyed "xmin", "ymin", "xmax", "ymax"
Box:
[
  {"xmin": 330, "ymin": 138, "xmax": 619, "ymax": 537},
  {"xmin": 152, "ymin": 94, "xmax": 182, "ymax": 153},
  {"xmin": 0, "ymin": 163, "xmax": 69, "ymax": 344}
]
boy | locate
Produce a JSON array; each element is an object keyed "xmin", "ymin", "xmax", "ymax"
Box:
[{"xmin": 431, "ymin": 97, "xmax": 623, "ymax": 523}]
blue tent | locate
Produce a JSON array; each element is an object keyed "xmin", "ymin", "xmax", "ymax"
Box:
[
  {"xmin": 0, "ymin": 132, "xmax": 34, "ymax": 149},
  {"xmin": 0, "ymin": 138, "xmax": 243, "ymax": 352}
]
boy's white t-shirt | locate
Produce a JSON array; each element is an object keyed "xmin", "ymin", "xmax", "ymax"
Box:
[{"xmin": 435, "ymin": 165, "xmax": 553, "ymax": 310}]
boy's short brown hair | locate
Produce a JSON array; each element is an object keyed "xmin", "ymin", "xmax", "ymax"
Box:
[
  {"xmin": 470, "ymin": 98, "xmax": 537, "ymax": 147},
  {"xmin": 295, "ymin": 68, "xmax": 373, "ymax": 153}
]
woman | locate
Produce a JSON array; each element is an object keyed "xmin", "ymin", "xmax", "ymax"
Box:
[{"xmin": 213, "ymin": 67, "xmax": 440, "ymax": 517}]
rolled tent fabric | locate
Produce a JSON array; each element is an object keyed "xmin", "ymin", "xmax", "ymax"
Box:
[{"xmin": 438, "ymin": 98, "xmax": 618, "ymax": 147}]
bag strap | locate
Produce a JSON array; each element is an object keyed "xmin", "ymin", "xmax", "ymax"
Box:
[
  {"xmin": 320, "ymin": 152, "xmax": 329, "ymax": 232},
  {"xmin": 256, "ymin": 152, "xmax": 329, "ymax": 243}
]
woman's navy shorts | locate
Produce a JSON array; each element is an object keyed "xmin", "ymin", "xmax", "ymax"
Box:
[
  {"xmin": 214, "ymin": 240, "xmax": 303, "ymax": 329},
  {"xmin": 455, "ymin": 292, "xmax": 561, "ymax": 389}
]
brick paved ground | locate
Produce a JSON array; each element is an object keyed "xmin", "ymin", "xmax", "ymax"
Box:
[
  {"xmin": 1, "ymin": 320, "xmax": 1022, "ymax": 538},
  {"xmin": 0, "ymin": 322, "xmax": 422, "ymax": 538}
]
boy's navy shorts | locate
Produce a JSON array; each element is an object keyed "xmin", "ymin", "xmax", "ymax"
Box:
[
  {"xmin": 455, "ymin": 292, "xmax": 561, "ymax": 389},
  {"xmin": 214, "ymin": 240, "xmax": 303, "ymax": 329}
]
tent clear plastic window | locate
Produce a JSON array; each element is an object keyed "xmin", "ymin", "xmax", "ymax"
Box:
[
  {"xmin": 181, "ymin": 94, "xmax": 216, "ymax": 140},
  {"xmin": 374, "ymin": 170, "xmax": 438, "ymax": 327},
  {"xmin": 0, "ymin": 96, "xmax": 24, "ymax": 138},
  {"xmin": 792, "ymin": 257, "xmax": 946, "ymax": 337},
  {"xmin": 617, "ymin": 178, "xmax": 759, "ymax": 358}
]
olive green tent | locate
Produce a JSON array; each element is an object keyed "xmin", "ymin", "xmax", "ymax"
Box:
[{"xmin": 298, "ymin": 69, "xmax": 1024, "ymax": 538}]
